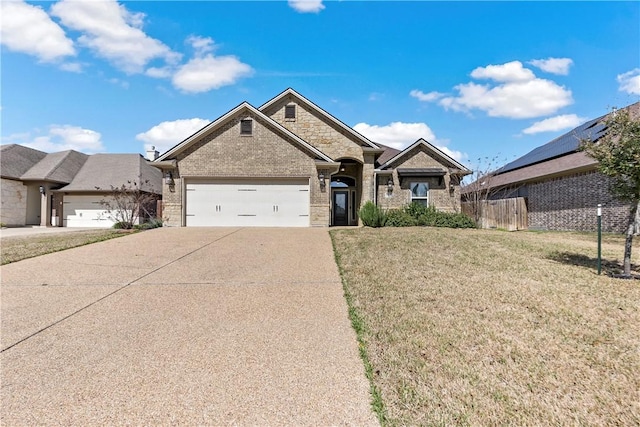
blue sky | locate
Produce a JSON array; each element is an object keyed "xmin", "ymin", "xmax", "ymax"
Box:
[{"xmin": 2, "ymin": 1, "xmax": 639, "ymax": 170}]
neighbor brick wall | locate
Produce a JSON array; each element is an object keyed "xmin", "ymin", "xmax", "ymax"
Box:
[
  {"xmin": 162, "ymin": 112, "xmax": 329, "ymax": 226},
  {"xmin": 0, "ymin": 178, "xmax": 27, "ymax": 225},
  {"xmin": 528, "ymin": 171, "xmax": 631, "ymax": 232}
]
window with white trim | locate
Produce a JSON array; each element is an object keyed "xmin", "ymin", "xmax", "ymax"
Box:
[{"xmin": 410, "ymin": 182, "xmax": 429, "ymax": 206}]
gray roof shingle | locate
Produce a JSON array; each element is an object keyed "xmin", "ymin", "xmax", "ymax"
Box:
[
  {"xmin": 0, "ymin": 144, "xmax": 47, "ymax": 179},
  {"xmin": 59, "ymin": 154, "xmax": 162, "ymax": 194},
  {"xmin": 21, "ymin": 150, "xmax": 89, "ymax": 183}
]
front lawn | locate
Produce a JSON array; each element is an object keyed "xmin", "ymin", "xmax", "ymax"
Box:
[{"xmin": 331, "ymin": 228, "xmax": 639, "ymax": 426}]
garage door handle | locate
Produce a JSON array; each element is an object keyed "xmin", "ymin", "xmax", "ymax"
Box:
[{"xmin": 273, "ymin": 205, "xmax": 278, "ymax": 212}]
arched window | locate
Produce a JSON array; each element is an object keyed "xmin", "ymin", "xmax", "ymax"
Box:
[{"xmin": 330, "ymin": 176, "xmax": 356, "ymax": 187}]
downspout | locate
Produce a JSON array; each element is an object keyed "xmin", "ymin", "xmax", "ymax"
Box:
[{"xmin": 373, "ymin": 171, "xmax": 378, "ymax": 206}]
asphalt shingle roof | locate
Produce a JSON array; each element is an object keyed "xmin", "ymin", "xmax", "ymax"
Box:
[
  {"xmin": 21, "ymin": 150, "xmax": 88, "ymax": 183},
  {"xmin": 0, "ymin": 144, "xmax": 47, "ymax": 179},
  {"xmin": 60, "ymin": 154, "xmax": 162, "ymax": 194}
]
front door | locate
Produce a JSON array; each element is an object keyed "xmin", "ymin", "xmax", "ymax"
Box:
[{"xmin": 332, "ymin": 190, "xmax": 349, "ymax": 226}]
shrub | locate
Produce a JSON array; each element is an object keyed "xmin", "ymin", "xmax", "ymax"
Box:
[
  {"xmin": 382, "ymin": 202, "xmax": 477, "ymax": 229},
  {"xmin": 385, "ymin": 209, "xmax": 417, "ymax": 227},
  {"xmin": 359, "ymin": 201, "xmax": 387, "ymax": 227},
  {"xmin": 133, "ymin": 218, "xmax": 163, "ymax": 230}
]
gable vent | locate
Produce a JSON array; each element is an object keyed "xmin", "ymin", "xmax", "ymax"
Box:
[{"xmin": 285, "ymin": 104, "xmax": 296, "ymax": 119}]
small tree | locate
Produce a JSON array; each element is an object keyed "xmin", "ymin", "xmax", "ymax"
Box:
[
  {"xmin": 580, "ymin": 107, "xmax": 640, "ymax": 278},
  {"xmin": 97, "ymin": 178, "xmax": 158, "ymax": 229},
  {"xmin": 461, "ymin": 155, "xmax": 512, "ymax": 226}
]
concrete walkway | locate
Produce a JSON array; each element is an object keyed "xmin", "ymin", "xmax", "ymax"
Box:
[
  {"xmin": 0, "ymin": 226, "xmax": 102, "ymax": 238},
  {"xmin": 1, "ymin": 228, "xmax": 377, "ymax": 426}
]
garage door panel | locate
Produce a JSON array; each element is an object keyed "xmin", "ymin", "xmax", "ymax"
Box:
[
  {"xmin": 63, "ymin": 195, "xmax": 116, "ymax": 228},
  {"xmin": 186, "ymin": 179, "xmax": 310, "ymax": 227}
]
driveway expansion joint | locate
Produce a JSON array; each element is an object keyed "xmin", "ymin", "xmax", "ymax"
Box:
[{"xmin": 1, "ymin": 228, "xmax": 243, "ymax": 353}]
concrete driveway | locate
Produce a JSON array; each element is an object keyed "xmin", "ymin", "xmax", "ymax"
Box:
[{"xmin": 1, "ymin": 228, "xmax": 377, "ymax": 426}]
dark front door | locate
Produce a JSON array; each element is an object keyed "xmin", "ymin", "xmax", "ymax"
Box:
[{"xmin": 333, "ymin": 190, "xmax": 349, "ymax": 226}]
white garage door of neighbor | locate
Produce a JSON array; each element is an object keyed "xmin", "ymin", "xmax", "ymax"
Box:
[
  {"xmin": 63, "ymin": 195, "xmax": 115, "ymax": 228},
  {"xmin": 186, "ymin": 179, "xmax": 310, "ymax": 227}
]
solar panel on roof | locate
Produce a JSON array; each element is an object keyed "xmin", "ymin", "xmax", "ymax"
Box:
[{"xmin": 495, "ymin": 117, "xmax": 607, "ymax": 174}]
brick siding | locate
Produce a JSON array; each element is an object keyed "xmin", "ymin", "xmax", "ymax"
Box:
[
  {"xmin": 528, "ymin": 171, "xmax": 631, "ymax": 233},
  {"xmin": 161, "ymin": 111, "xmax": 328, "ymax": 226}
]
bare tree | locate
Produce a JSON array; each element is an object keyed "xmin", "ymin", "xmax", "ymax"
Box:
[
  {"xmin": 461, "ymin": 156, "xmax": 510, "ymax": 226},
  {"xmin": 97, "ymin": 178, "xmax": 158, "ymax": 229}
]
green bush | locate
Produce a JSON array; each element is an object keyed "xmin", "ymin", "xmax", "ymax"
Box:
[
  {"xmin": 133, "ymin": 218, "xmax": 163, "ymax": 230},
  {"xmin": 380, "ymin": 202, "xmax": 476, "ymax": 229},
  {"xmin": 359, "ymin": 201, "xmax": 387, "ymax": 227},
  {"xmin": 385, "ymin": 209, "xmax": 417, "ymax": 227},
  {"xmin": 112, "ymin": 221, "xmax": 127, "ymax": 229}
]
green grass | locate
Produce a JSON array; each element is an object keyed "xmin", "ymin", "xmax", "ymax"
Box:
[
  {"xmin": 331, "ymin": 227, "xmax": 640, "ymax": 426},
  {"xmin": 1, "ymin": 229, "xmax": 136, "ymax": 265}
]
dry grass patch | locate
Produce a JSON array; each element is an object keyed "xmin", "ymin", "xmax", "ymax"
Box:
[
  {"xmin": 331, "ymin": 228, "xmax": 640, "ymax": 426},
  {"xmin": 1, "ymin": 230, "xmax": 134, "ymax": 265}
]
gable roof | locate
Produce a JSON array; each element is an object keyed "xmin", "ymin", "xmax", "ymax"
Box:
[
  {"xmin": 375, "ymin": 143, "xmax": 402, "ymax": 167},
  {"xmin": 155, "ymin": 102, "xmax": 335, "ymax": 163},
  {"xmin": 58, "ymin": 154, "xmax": 162, "ymax": 194},
  {"xmin": 259, "ymin": 88, "xmax": 381, "ymax": 151},
  {"xmin": 495, "ymin": 101, "xmax": 640, "ymax": 175},
  {"xmin": 0, "ymin": 144, "xmax": 47, "ymax": 179},
  {"xmin": 21, "ymin": 150, "xmax": 89, "ymax": 183},
  {"xmin": 377, "ymin": 138, "xmax": 471, "ymax": 174}
]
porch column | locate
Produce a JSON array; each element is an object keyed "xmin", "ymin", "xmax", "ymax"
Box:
[{"xmin": 39, "ymin": 185, "xmax": 50, "ymax": 227}]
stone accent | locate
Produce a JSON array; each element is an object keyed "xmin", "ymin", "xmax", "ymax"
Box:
[
  {"xmin": 162, "ymin": 110, "xmax": 329, "ymax": 227},
  {"xmin": 375, "ymin": 146, "xmax": 462, "ymax": 213},
  {"xmin": 528, "ymin": 171, "xmax": 631, "ymax": 232},
  {"xmin": 264, "ymin": 97, "xmax": 366, "ymax": 162},
  {"xmin": 1, "ymin": 178, "xmax": 27, "ymax": 225}
]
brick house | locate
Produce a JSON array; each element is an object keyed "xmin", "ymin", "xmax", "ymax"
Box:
[
  {"xmin": 153, "ymin": 88, "xmax": 470, "ymax": 227},
  {"xmin": 471, "ymin": 102, "xmax": 639, "ymax": 233},
  {"xmin": 0, "ymin": 145, "xmax": 162, "ymax": 228}
]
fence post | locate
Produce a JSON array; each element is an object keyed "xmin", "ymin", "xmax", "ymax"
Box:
[{"xmin": 597, "ymin": 204, "xmax": 602, "ymax": 275}]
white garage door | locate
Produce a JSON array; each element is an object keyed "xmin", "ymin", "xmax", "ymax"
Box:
[
  {"xmin": 63, "ymin": 195, "xmax": 116, "ymax": 228},
  {"xmin": 186, "ymin": 179, "xmax": 310, "ymax": 227}
]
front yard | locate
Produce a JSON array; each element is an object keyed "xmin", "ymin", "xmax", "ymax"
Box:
[{"xmin": 331, "ymin": 228, "xmax": 640, "ymax": 426}]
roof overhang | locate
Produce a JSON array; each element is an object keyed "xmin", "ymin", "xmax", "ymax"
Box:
[
  {"xmin": 155, "ymin": 102, "xmax": 334, "ymax": 164},
  {"xmin": 397, "ymin": 168, "xmax": 446, "ymax": 177},
  {"xmin": 259, "ymin": 88, "xmax": 381, "ymax": 150}
]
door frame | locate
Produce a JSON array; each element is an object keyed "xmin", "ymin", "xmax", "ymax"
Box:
[{"xmin": 332, "ymin": 190, "xmax": 350, "ymax": 226}]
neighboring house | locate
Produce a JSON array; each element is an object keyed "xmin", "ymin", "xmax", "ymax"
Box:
[
  {"xmin": 467, "ymin": 102, "xmax": 639, "ymax": 233},
  {"xmin": 153, "ymin": 88, "xmax": 470, "ymax": 227},
  {"xmin": 0, "ymin": 145, "xmax": 162, "ymax": 228}
]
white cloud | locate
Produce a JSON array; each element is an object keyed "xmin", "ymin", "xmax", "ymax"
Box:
[
  {"xmin": 353, "ymin": 122, "xmax": 466, "ymax": 162},
  {"xmin": 288, "ymin": 0, "xmax": 325, "ymax": 13},
  {"xmin": 59, "ymin": 62, "xmax": 83, "ymax": 73},
  {"xmin": 18, "ymin": 125, "xmax": 105, "ymax": 153},
  {"xmin": 51, "ymin": 0, "xmax": 180, "ymax": 74},
  {"xmin": 617, "ymin": 69, "xmax": 640, "ymax": 95},
  {"xmin": 522, "ymin": 114, "xmax": 586, "ymax": 135},
  {"xmin": 0, "ymin": 0, "xmax": 75, "ymax": 62},
  {"xmin": 528, "ymin": 57, "xmax": 573, "ymax": 75},
  {"xmin": 416, "ymin": 61, "xmax": 574, "ymax": 119},
  {"xmin": 470, "ymin": 61, "xmax": 536, "ymax": 82},
  {"xmin": 136, "ymin": 118, "xmax": 210, "ymax": 153},
  {"xmin": 107, "ymin": 78, "xmax": 129, "ymax": 89},
  {"xmin": 172, "ymin": 55, "xmax": 253, "ymax": 93},
  {"xmin": 187, "ymin": 35, "xmax": 215, "ymax": 55},
  {"xmin": 410, "ymin": 90, "xmax": 444, "ymax": 102}
]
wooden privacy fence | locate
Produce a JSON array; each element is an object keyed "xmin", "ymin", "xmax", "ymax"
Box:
[{"xmin": 462, "ymin": 197, "xmax": 528, "ymax": 231}]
